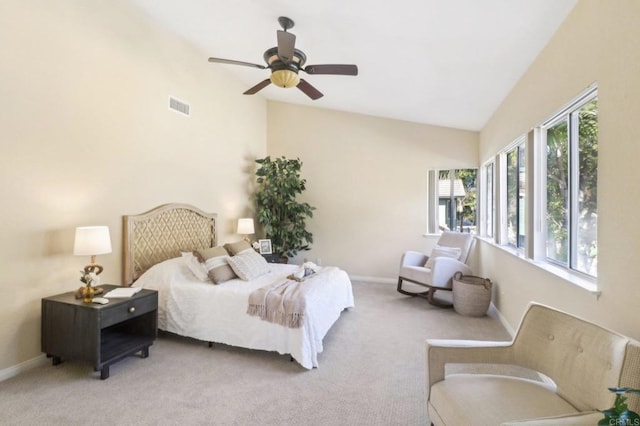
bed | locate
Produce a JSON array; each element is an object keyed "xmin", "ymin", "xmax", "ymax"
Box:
[{"xmin": 122, "ymin": 203, "xmax": 354, "ymax": 369}]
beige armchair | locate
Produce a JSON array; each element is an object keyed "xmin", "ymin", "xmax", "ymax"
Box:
[
  {"xmin": 426, "ymin": 303, "xmax": 640, "ymax": 425},
  {"xmin": 397, "ymin": 231, "xmax": 474, "ymax": 306}
]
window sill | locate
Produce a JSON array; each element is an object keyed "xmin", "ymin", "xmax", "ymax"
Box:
[{"xmin": 476, "ymin": 237, "xmax": 600, "ymax": 298}]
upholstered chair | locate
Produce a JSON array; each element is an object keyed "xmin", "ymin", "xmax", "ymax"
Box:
[
  {"xmin": 397, "ymin": 231, "xmax": 475, "ymax": 306},
  {"xmin": 426, "ymin": 303, "xmax": 640, "ymax": 425}
]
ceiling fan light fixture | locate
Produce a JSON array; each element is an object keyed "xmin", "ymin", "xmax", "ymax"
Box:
[
  {"xmin": 270, "ymin": 69, "xmax": 300, "ymax": 88},
  {"xmin": 208, "ymin": 17, "xmax": 356, "ymax": 100}
]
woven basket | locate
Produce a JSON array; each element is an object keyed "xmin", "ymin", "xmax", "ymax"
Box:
[{"xmin": 452, "ymin": 271, "xmax": 492, "ymax": 317}]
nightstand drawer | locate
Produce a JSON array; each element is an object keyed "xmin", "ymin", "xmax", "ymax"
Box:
[{"xmin": 101, "ymin": 293, "xmax": 157, "ymax": 328}]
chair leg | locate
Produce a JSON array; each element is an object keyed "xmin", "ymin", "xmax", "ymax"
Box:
[
  {"xmin": 397, "ymin": 278, "xmax": 432, "ymax": 298},
  {"xmin": 427, "ymin": 288, "xmax": 453, "ymax": 308},
  {"xmin": 398, "ymin": 277, "xmax": 453, "ymax": 308},
  {"xmin": 397, "ymin": 277, "xmax": 415, "ymax": 296}
]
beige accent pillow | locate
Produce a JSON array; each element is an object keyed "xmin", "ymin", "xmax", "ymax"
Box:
[
  {"xmin": 227, "ymin": 250, "xmax": 270, "ymax": 281},
  {"xmin": 199, "ymin": 246, "xmax": 228, "ymax": 259},
  {"xmin": 196, "ymin": 247, "xmax": 237, "ymax": 284},
  {"xmin": 425, "ymin": 245, "xmax": 462, "ymax": 268},
  {"xmin": 181, "ymin": 251, "xmax": 208, "ymax": 281},
  {"xmin": 223, "ymin": 240, "xmax": 253, "ymax": 256}
]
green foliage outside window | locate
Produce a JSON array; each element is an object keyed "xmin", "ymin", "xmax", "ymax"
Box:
[
  {"xmin": 546, "ymin": 98, "xmax": 598, "ymax": 275},
  {"xmin": 438, "ymin": 169, "xmax": 477, "ymax": 233}
]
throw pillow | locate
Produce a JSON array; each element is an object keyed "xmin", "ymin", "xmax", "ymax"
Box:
[
  {"xmin": 227, "ymin": 250, "xmax": 270, "ymax": 281},
  {"xmin": 196, "ymin": 246, "xmax": 237, "ymax": 284},
  {"xmin": 181, "ymin": 251, "xmax": 208, "ymax": 282},
  {"xmin": 223, "ymin": 240, "xmax": 253, "ymax": 256},
  {"xmin": 425, "ymin": 245, "xmax": 462, "ymax": 269}
]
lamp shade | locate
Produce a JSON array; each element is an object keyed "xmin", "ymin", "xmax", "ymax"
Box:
[
  {"xmin": 73, "ymin": 226, "xmax": 112, "ymax": 256},
  {"xmin": 237, "ymin": 218, "xmax": 255, "ymax": 235}
]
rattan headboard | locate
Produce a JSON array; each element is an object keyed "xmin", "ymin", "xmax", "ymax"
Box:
[{"xmin": 122, "ymin": 203, "xmax": 217, "ymax": 285}]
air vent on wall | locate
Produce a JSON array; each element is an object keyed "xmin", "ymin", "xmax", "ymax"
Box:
[{"xmin": 169, "ymin": 96, "xmax": 190, "ymax": 116}]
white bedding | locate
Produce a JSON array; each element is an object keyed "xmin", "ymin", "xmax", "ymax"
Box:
[{"xmin": 132, "ymin": 257, "xmax": 355, "ymax": 369}]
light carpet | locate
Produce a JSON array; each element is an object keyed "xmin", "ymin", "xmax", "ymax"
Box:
[{"xmin": 0, "ymin": 281, "xmax": 512, "ymax": 425}]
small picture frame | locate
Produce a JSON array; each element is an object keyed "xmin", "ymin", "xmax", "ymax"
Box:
[{"xmin": 258, "ymin": 239, "xmax": 272, "ymax": 255}]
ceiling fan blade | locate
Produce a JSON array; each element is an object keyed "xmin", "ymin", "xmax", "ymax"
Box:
[
  {"xmin": 208, "ymin": 57, "xmax": 267, "ymax": 70},
  {"xmin": 297, "ymin": 79, "xmax": 324, "ymax": 100},
  {"xmin": 277, "ymin": 30, "xmax": 296, "ymax": 63},
  {"xmin": 243, "ymin": 79, "xmax": 272, "ymax": 95},
  {"xmin": 303, "ymin": 64, "xmax": 358, "ymax": 76}
]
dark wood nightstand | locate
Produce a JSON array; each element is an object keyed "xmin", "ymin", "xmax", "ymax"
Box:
[
  {"xmin": 41, "ymin": 285, "xmax": 158, "ymax": 379},
  {"xmin": 262, "ymin": 253, "xmax": 286, "ymax": 263}
]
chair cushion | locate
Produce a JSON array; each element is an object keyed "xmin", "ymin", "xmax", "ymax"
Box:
[
  {"xmin": 437, "ymin": 231, "xmax": 474, "ymax": 263},
  {"xmin": 425, "ymin": 245, "xmax": 462, "ymax": 268},
  {"xmin": 428, "ymin": 374, "xmax": 578, "ymax": 426}
]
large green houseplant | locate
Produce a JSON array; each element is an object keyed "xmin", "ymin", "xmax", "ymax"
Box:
[{"xmin": 254, "ymin": 156, "xmax": 315, "ymax": 259}]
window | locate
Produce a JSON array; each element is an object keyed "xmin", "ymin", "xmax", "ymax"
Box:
[
  {"xmin": 480, "ymin": 86, "xmax": 598, "ymax": 289},
  {"xmin": 481, "ymin": 161, "xmax": 495, "ymax": 238},
  {"xmin": 543, "ymin": 92, "xmax": 598, "ymax": 276},
  {"xmin": 427, "ymin": 169, "xmax": 477, "ymax": 234},
  {"xmin": 504, "ymin": 142, "xmax": 526, "ymax": 248}
]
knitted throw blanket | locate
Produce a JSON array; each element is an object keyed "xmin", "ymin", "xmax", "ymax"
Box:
[{"xmin": 247, "ymin": 276, "xmax": 311, "ymax": 328}]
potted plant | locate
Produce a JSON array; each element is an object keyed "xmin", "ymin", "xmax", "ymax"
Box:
[
  {"xmin": 254, "ymin": 156, "xmax": 315, "ymax": 260},
  {"xmin": 599, "ymin": 387, "xmax": 640, "ymax": 425}
]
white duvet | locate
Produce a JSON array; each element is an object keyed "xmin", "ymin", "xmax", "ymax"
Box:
[{"xmin": 132, "ymin": 257, "xmax": 355, "ymax": 369}]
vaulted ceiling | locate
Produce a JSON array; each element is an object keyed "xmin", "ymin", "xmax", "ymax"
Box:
[{"xmin": 130, "ymin": 0, "xmax": 577, "ymax": 131}]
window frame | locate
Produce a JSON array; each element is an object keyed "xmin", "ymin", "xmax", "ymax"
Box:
[
  {"xmin": 480, "ymin": 84, "xmax": 599, "ymax": 293},
  {"xmin": 480, "ymin": 160, "xmax": 496, "ymax": 239},
  {"xmin": 498, "ymin": 136, "xmax": 526, "ymax": 250},
  {"xmin": 426, "ymin": 168, "xmax": 478, "ymax": 235},
  {"xmin": 539, "ymin": 88, "xmax": 598, "ymax": 278}
]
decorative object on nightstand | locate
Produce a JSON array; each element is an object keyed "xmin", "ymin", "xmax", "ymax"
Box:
[
  {"xmin": 258, "ymin": 239, "xmax": 289, "ymax": 264},
  {"xmin": 237, "ymin": 218, "xmax": 255, "ymax": 242},
  {"xmin": 74, "ymin": 226, "xmax": 112, "ymax": 303},
  {"xmin": 258, "ymin": 239, "xmax": 272, "ymax": 254}
]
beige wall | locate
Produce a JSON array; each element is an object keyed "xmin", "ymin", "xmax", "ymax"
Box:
[
  {"xmin": 0, "ymin": 0, "xmax": 266, "ymax": 372},
  {"xmin": 478, "ymin": 0, "xmax": 640, "ymax": 339},
  {"xmin": 5, "ymin": 0, "xmax": 636, "ymax": 377},
  {"xmin": 267, "ymin": 102, "xmax": 478, "ymax": 278}
]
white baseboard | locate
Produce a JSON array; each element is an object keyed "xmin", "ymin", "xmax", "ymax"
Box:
[
  {"xmin": 488, "ymin": 303, "xmax": 515, "ymax": 337},
  {"xmin": 0, "ymin": 354, "xmax": 47, "ymax": 382}
]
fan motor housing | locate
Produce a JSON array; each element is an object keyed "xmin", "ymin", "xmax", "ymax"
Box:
[{"xmin": 263, "ymin": 47, "xmax": 307, "ymax": 69}]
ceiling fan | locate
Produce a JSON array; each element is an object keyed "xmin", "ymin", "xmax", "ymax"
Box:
[{"xmin": 207, "ymin": 16, "xmax": 358, "ymax": 100}]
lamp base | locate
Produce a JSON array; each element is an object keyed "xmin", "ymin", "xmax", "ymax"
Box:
[
  {"xmin": 77, "ymin": 263, "xmax": 105, "ymax": 302},
  {"xmin": 81, "ymin": 284, "xmax": 95, "ymax": 303},
  {"xmin": 75, "ymin": 286, "xmax": 103, "ymax": 300}
]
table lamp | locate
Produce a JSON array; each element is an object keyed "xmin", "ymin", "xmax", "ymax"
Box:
[
  {"xmin": 74, "ymin": 226, "xmax": 112, "ymax": 302},
  {"xmin": 237, "ymin": 218, "xmax": 255, "ymax": 242}
]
